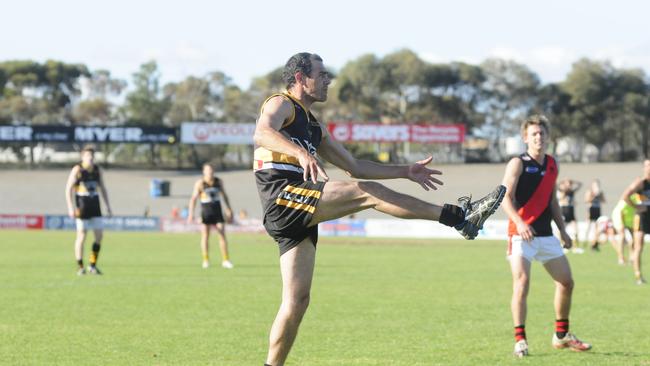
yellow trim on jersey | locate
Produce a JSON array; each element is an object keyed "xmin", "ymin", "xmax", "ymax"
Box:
[
  {"xmin": 260, "ymin": 93, "xmax": 296, "ymax": 128},
  {"xmin": 254, "ymin": 147, "xmax": 300, "ymax": 166},
  {"xmin": 275, "ymin": 198, "xmax": 316, "ymax": 214},
  {"xmin": 284, "ymin": 185, "xmax": 321, "ymax": 199},
  {"xmin": 285, "ymin": 92, "xmax": 311, "ymax": 124},
  {"xmin": 634, "ymin": 214, "xmax": 641, "ymax": 232}
]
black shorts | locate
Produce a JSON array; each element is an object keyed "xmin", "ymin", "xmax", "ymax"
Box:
[
  {"xmin": 635, "ymin": 212, "xmax": 650, "ymax": 233},
  {"xmin": 589, "ymin": 207, "xmax": 601, "ymax": 221},
  {"xmin": 561, "ymin": 206, "xmax": 575, "ymax": 223},
  {"xmin": 76, "ymin": 195, "xmax": 102, "ymax": 219},
  {"xmin": 201, "ymin": 204, "xmax": 224, "ymax": 225},
  {"xmin": 256, "ymin": 169, "xmax": 326, "ymax": 255}
]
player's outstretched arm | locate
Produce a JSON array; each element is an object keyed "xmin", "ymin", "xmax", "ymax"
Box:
[
  {"xmin": 254, "ymin": 96, "xmax": 328, "ymax": 183},
  {"xmin": 317, "ymin": 130, "xmax": 443, "ymax": 190}
]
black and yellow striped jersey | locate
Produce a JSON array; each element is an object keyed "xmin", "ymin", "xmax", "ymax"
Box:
[
  {"xmin": 199, "ymin": 178, "xmax": 221, "ymax": 204},
  {"xmin": 74, "ymin": 163, "xmax": 102, "ymax": 219},
  {"xmin": 74, "ymin": 164, "xmax": 101, "ymax": 197},
  {"xmin": 253, "ymin": 92, "xmax": 323, "ymax": 174}
]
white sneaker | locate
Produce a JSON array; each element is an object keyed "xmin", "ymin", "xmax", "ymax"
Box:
[
  {"xmin": 552, "ymin": 332, "xmax": 592, "ymax": 351},
  {"xmin": 572, "ymin": 248, "xmax": 585, "ymax": 254},
  {"xmin": 202, "ymin": 260, "xmax": 210, "ymax": 269},
  {"xmin": 513, "ymin": 339, "xmax": 528, "ymax": 358},
  {"xmin": 221, "ymin": 260, "xmax": 234, "ymax": 269}
]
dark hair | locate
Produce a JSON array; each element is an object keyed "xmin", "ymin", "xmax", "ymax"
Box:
[{"xmin": 283, "ymin": 52, "xmax": 322, "ymax": 89}]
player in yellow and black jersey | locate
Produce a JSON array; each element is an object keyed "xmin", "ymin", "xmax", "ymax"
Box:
[
  {"xmin": 65, "ymin": 145, "xmax": 112, "ymax": 275},
  {"xmin": 255, "ymin": 52, "xmax": 506, "ymax": 366},
  {"xmin": 188, "ymin": 163, "xmax": 234, "ymax": 269},
  {"xmin": 621, "ymin": 159, "xmax": 650, "ymax": 285}
]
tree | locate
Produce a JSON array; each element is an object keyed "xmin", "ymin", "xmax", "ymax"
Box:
[{"xmin": 122, "ymin": 61, "xmax": 169, "ymax": 125}]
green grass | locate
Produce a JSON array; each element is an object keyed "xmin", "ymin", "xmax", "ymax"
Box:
[{"xmin": 0, "ymin": 230, "xmax": 648, "ymax": 365}]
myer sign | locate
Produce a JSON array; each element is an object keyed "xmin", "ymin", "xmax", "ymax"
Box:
[
  {"xmin": 75, "ymin": 127, "xmax": 143, "ymax": 142},
  {"xmin": 0, "ymin": 125, "xmax": 176, "ymax": 143}
]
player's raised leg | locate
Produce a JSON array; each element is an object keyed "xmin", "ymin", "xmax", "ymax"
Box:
[{"xmin": 309, "ymin": 180, "xmax": 505, "ymax": 240}]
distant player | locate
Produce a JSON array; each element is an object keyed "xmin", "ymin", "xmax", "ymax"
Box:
[
  {"xmin": 620, "ymin": 159, "xmax": 650, "ymax": 285},
  {"xmin": 188, "ymin": 163, "xmax": 234, "ymax": 269},
  {"xmin": 557, "ymin": 178, "xmax": 582, "ymax": 252},
  {"xmin": 501, "ymin": 115, "xmax": 591, "ymax": 357},
  {"xmin": 584, "ymin": 179, "xmax": 605, "ymax": 250},
  {"xmin": 611, "ymin": 194, "xmax": 640, "ymax": 265},
  {"xmin": 65, "ymin": 145, "xmax": 112, "ymax": 275}
]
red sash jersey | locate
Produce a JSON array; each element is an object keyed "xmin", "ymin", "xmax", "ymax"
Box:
[{"xmin": 507, "ymin": 153, "xmax": 558, "ymax": 237}]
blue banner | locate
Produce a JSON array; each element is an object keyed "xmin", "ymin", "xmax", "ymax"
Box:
[
  {"xmin": 319, "ymin": 218, "xmax": 366, "ymax": 237},
  {"xmin": 45, "ymin": 215, "xmax": 160, "ymax": 231}
]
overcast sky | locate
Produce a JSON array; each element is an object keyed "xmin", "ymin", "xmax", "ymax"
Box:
[{"xmin": 3, "ymin": 0, "xmax": 648, "ymax": 88}]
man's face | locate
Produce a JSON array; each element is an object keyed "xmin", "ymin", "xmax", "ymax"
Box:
[
  {"xmin": 523, "ymin": 124, "xmax": 547, "ymax": 152},
  {"xmin": 81, "ymin": 151, "xmax": 94, "ymax": 165},
  {"xmin": 303, "ymin": 58, "xmax": 331, "ymax": 102},
  {"xmin": 203, "ymin": 165, "xmax": 214, "ymax": 178}
]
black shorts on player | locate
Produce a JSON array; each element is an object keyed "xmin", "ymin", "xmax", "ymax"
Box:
[{"xmin": 561, "ymin": 206, "xmax": 576, "ymax": 223}]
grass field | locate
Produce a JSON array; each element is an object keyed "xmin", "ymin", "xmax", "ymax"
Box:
[{"xmin": 0, "ymin": 230, "xmax": 648, "ymax": 365}]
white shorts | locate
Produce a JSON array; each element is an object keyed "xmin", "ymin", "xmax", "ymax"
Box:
[
  {"xmin": 76, "ymin": 217, "xmax": 104, "ymax": 231},
  {"xmin": 507, "ymin": 235, "xmax": 565, "ymax": 264}
]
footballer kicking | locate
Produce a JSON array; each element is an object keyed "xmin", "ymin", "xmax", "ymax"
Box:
[
  {"xmin": 65, "ymin": 145, "xmax": 113, "ymax": 275},
  {"xmin": 187, "ymin": 163, "xmax": 234, "ymax": 269},
  {"xmin": 255, "ymin": 52, "xmax": 506, "ymax": 366},
  {"xmin": 501, "ymin": 115, "xmax": 591, "ymax": 357}
]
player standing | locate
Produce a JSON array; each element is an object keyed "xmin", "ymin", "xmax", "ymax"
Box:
[
  {"xmin": 620, "ymin": 159, "xmax": 650, "ymax": 285},
  {"xmin": 501, "ymin": 115, "xmax": 591, "ymax": 357}
]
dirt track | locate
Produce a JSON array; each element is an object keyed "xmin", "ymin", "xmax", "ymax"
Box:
[{"xmin": 0, "ymin": 162, "xmax": 645, "ymax": 220}]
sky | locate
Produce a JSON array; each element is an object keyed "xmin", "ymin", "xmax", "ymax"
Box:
[{"xmin": 2, "ymin": 0, "xmax": 649, "ymax": 89}]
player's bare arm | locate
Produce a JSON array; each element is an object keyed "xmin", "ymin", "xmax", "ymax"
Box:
[
  {"xmin": 622, "ymin": 178, "xmax": 645, "ymax": 213},
  {"xmin": 65, "ymin": 165, "xmax": 79, "ymax": 218},
  {"xmin": 98, "ymin": 173, "xmax": 112, "ymax": 216},
  {"xmin": 317, "ymin": 128, "xmax": 443, "ymax": 191},
  {"xmin": 187, "ymin": 180, "xmax": 201, "ymax": 223},
  {"xmin": 254, "ymin": 95, "xmax": 328, "ymax": 183},
  {"xmin": 501, "ymin": 157, "xmax": 536, "ymax": 241},
  {"xmin": 550, "ymin": 185, "xmax": 572, "ymax": 248},
  {"xmin": 218, "ymin": 179, "xmax": 233, "ymax": 221}
]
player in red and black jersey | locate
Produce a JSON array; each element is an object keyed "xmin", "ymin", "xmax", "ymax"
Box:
[
  {"xmin": 256, "ymin": 52, "xmax": 506, "ymax": 366},
  {"xmin": 501, "ymin": 115, "xmax": 591, "ymax": 357},
  {"xmin": 188, "ymin": 163, "xmax": 234, "ymax": 269},
  {"xmin": 620, "ymin": 159, "xmax": 650, "ymax": 285},
  {"xmin": 65, "ymin": 145, "xmax": 112, "ymax": 275}
]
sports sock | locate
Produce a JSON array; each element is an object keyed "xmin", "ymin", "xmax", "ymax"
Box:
[
  {"xmin": 89, "ymin": 242, "xmax": 101, "ymax": 267},
  {"xmin": 439, "ymin": 204, "xmax": 465, "ymax": 227},
  {"xmin": 555, "ymin": 319, "xmax": 569, "ymax": 339},
  {"xmin": 77, "ymin": 259, "xmax": 84, "ymax": 269},
  {"xmin": 514, "ymin": 325, "xmax": 526, "ymax": 342}
]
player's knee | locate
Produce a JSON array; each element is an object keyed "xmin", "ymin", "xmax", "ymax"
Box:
[
  {"xmin": 356, "ymin": 181, "xmax": 386, "ymax": 203},
  {"xmin": 514, "ymin": 275, "xmax": 530, "ymax": 290},
  {"xmin": 286, "ymin": 291, "xmax": 310, "ymax": 311},
  {"xmin": 558, "ymin": 277, "xmax": 574, "ymax": 291}
]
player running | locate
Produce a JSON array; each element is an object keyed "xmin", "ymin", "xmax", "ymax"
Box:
[
  {"xmin": 620, "ymin": 159, "xmax": 650, "ymax": 285},
  {"xmin": 611, "ymin": 193, "xmax": 640, "ymax": 265}
]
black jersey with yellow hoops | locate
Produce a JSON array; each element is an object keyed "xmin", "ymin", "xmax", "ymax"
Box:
[
  {"xmin": 254, "ymin": 92, "xmax": 326, "ymax": 255},
  {"xmin": 200, "ymin": 178, "xmax": 225, "ymax": 224},
  {"xmin": 74, "ymin": 164, "xmax": 102, "ymax": 219},
  {"xmin": 635, "ymin": 179, "xmax": 650, "ymax": 232}
]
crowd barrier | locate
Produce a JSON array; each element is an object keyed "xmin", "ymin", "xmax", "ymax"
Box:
[{"xmin": 2, "ymin": 214, "xmax": 647, "ymax": 241}]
